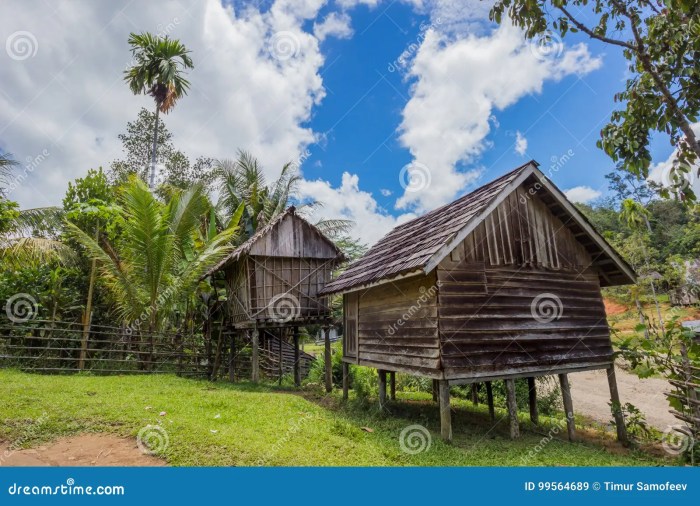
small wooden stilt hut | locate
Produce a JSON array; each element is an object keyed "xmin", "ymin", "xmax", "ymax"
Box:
[
  {"xmin": 207, "ymin": 206, "xmax": 346, "ymax": 385},
  {"xmin": 321, "ymin": 161, "xmax": 635, "ymax": 443}
]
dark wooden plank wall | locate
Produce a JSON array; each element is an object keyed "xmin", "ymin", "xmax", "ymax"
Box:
[
  {"xmin": 347, "ymin": 273, "xmax": 442, "ymax": 376},
  {"xmin": 438, "ymin": 187, "xmax": 612, "ymax": 380}
]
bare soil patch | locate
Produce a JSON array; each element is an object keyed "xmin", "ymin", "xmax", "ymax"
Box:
[
  {"xmin": 0, "ymin": 434, "xmax": 166, "ymax": 467},
  {"xmin": 603, "ymin": 299, "xmax": 628, "ymax": 316}
]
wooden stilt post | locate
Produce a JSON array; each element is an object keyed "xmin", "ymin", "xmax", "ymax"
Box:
[
  {"xmin": 471, "ymin": 383, "xmax": 479, "ymax": 405},
  {"xmin": 505, "ymin": 379, "xmax": 519, "ymax": 439},
  {"xmin": 389, "ymin": 371, "xmax": 396, "ymax": 401},
  {"xmin": 558, "ymin": 373, "xmax": 575, "ymax": 442},
  {"xmin": 251, "ymin": 327, "xmax": 259, "ymax": 383},
  {"xmin": 278, "ymin": 328, "xmax": 283, "ymax": 385},
  {"xmin": 485, "ymin": 381, "xmax": 495, "ymax": 422},
  {"xmin": 293, "ymin": 327, "xmax": 301, "ymax": 387},
  {"xmin": 527, "ymin": 377, "xmax": 539, "ymax": 424},
  {"xmin": 606, "ymin": 365, "xmax": 628, "ymax": 445},
  {"xmin": 342, "ymin": 362, "xmax": 349, "ymax": 401},
  {"xmin": 439, "ymin": 380, "xmax": 452, "ymax": 442},
  {"xmin": 378, "ymin": 369, "xmax": 387, "ymax": 410},
  {"xmin": 228, "ymin": 331, "xmax": 235, "ymax": 382},
  {"xmin": 432, "ymin": 379, "xmax": 439, "ymax": 402},
  {"xmin": 324, "ymin": 327, "xmax": 332, "ymax": 393}
]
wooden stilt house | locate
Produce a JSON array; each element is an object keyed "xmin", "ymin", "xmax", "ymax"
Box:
[
  {"xmin": 207, "ymin": 206, "xmax": 346, "ymax": 385},
  {"xmin": 321, "ymin": 161, "xmax": 635, "ymax": 442}
]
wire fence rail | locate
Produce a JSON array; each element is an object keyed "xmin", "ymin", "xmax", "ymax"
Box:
[{"xmin": 0, "ymin": 318, "xmax": 212, "ymax": 377}]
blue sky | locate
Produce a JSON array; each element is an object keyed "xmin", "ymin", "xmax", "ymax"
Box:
[{"xmin": 0, "ymin": 0, "xmax": 679, "ymax": 244}]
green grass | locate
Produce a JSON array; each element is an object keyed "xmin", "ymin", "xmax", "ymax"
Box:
[{"xmin": 0, "ymin": 369, "xmax": 668, "ymax": 467}]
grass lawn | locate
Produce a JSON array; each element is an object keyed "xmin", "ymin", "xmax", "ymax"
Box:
[{"xmin": 0, "ymin": 369, "xmax": 668, "ymax": 467}]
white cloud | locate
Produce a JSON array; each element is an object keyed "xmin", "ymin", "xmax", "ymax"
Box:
[
  {"xmin": 396, "ymin": 22, "xmax": 602, "ymax": 212},
  {"xmin": 313, "ymin": 12, "xmax": 353, "ymax": 41},
  {"xmin": 298, "ymin": 173, "xmax": 415, "ymax": 245},
  {"xmin": 564, "ymin": 186, "xmax": 602, "ymax": 204},
  {"xmin": 0, "ymin": 0, "xmax": 326, "ymax": 208},
  {"xmin": 380, "ymin": 188, "xmax": 392, "ymax": 196},
  {"xmin": 648, "ymin": 122, "xmax": 700, "ymax": 195},
  {"xmin": 514, "ymin": 131, "xmax": 527, "ymax": 156}
]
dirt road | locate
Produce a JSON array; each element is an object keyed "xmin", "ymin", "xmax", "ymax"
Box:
[{"xmin": 569, "ymin": 366, "xmax": 677, "ymax": 431}]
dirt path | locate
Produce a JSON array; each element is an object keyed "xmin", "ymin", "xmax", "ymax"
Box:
[
  {"xmin": 0, "ymin": 434, "xmax": 166, "ymax": 467},
  {"xmin": 569, "ymin": 367, "xmax": 677, "ymax": 431}
]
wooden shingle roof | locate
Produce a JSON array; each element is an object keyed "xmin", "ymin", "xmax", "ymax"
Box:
[{"xmin": 321, "ymin": 160, "xmax": 635, "ymax": 294}]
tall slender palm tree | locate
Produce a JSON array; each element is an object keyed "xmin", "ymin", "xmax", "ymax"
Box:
[
  {"xmin": 124, "ymin": 32, "xmax": 194, "ymax": 190},
  {"xmin": 66, "ymin": 177, "xmax": 240, "ymax": 332}
]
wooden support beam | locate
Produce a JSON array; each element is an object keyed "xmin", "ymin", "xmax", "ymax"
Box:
[
  {"xmin": 389, "ymin": 371, "xmax": 396, "ymax": 401},
  {"xmin": 342, "ymin": 362, "xmax": 349, "ymax": 401},
  {"xmin": 439, "ymin": 380, "xmax": 452, "ymax": 442},
  {"xmin": 228, "ymin": 332, "xmax": 235, "ymax": 382},
  {"xmin": 378, "ymin": 369, "xmax": 387, "ymax": 410},
  {"xmin": 293, "ymin": 327, "xmax": 300, "ymax": 387},
  {"xmin": 558, "ymin": 373, "xmax": 575, "ymax": 442},
  {"xmin": 432, "ymin": 379, "xmax": 439, "ymax": 402},
  {"xmin": 324, "ymin": 327, "xmax": 332, "ymax": 393},
  {"xmin": 527, "ymin": 377, "xmax": 539, "ymax": 425},
  {"xmin": 505, "ymin": 379, "xmax": 519, "ymax": 439},
  {"xmin": 606, "ymin": 365, "xmax": 628, "ymax": 445},
  {"xmin": 278, "ymin": 328, "xmax": 284, "ymax": 385},
  {"xmin": 251, "ymin": 328, "xmax": 259, "ymax": 383},
  {"xmin": 471, "ymin": 383, "xmax": 479, "ymax": 405},
  {"xmin": 485, "ymin": 381, "xmax": 495, "ymax": 423}
]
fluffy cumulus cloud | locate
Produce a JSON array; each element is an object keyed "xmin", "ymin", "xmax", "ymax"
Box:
[
  {"xmin": 648, "ymin": 122, "xmax": 700, "ymax": 195},
  {"xmin": 298, "ymin": 173, "xmax": 415, "ymax": 245},
  {"xmin": 0, "ymin": 0, "xmax": 326, "ymax": 207},
  {"xmin": 514, "ymin": 131, "xmax": 528, "ymax": 156},
  {"xmin": 564, "ymin": 186, "xmax": 602, "ymax": 204},
  {"xmin": 314, "ymin": 12, "xmax": 353, "ymax": 41},
  {"xmin": 396, "ymin": 22, "xmax": 602, "ymax": 212}
]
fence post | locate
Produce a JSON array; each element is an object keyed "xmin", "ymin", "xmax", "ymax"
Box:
[{"xmin": 324, "ymin": 327, "xmax": 332, "ymax": 393}]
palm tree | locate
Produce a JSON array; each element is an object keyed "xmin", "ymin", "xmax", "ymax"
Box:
[
  {"xmin": 214, "ymin": 151, "xmax": 352, "ymax": 242},
  {"xmin": 66, "ymin": 177, "xmax": 240, "ymax": 334},
  {"xmin": 0, "ymin": 153, "xmax": 72, "ymax": 266},
  {"xmin": 124, "ymin": 32, "xmax": 194, "ymax": 190}
]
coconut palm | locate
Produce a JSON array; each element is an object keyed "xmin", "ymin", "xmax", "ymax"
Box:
[
  {"xmin": 124, "ymin": 32, "xmax": 194, "ymax": 190},
  {"xmin": 214, "ymin": 151, "xmax": 352, "ymax": 242},
  {"xmin": 65, "ymin": 177, "xmax": 241, "ymax": 333}
]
